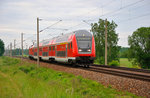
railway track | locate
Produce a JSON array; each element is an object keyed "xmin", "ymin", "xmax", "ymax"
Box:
[
  {"xmin": 12, "ymin": 56, "xmax": 150, "ymax": 82},
  {"xmin": 85, "ymin": 66, "xmax": 150, "ymax": 82},
  {"xmin": 93, "ymin": 64, "xmax": 150, "ymax": 73}
]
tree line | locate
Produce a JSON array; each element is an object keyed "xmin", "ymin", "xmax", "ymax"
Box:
[
  {"xmin": 4, "ymin": 48, "xmax": 29, "ymax": 56},
  {"xmin": 91, "ymin": 19, "xmax": 150, "ymax": 69}
]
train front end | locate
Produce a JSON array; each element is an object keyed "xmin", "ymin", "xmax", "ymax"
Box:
[{"xmin": 74, "ymin": 30, "xmax": 95, "ymax": 67}]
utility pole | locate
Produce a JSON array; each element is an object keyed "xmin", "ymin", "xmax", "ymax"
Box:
[
  {"xmin": 26, "ymin": 43, "xmax": 29, "ymax": 55},
  {"xmin": 21, "ymin": 33, "xmax": 23, "ymax": 62},
  {"xmin": 105, "ymin": 19, "xmax": 108, "ymax": 65},
  {"xmin": 8, "ymin": 45, "xmax": 9, "ymax": 56},
  {"xmin": 14, "ymin": 39, "xmax": 16, "ymax": 56},
  {"xmin": 35, "ymin": 18, "xmax": 60, "ymax": 67},
  {"xmin": 8, "ymin": 45, "xmax": 10, "ymax": 56},
  {"xmin": 10, "ymin": 43, "xmax": 12, "ymax": 57},
  {"xmin": 37, "ymin": 17, "xmax": 40, "ymax": 67}
]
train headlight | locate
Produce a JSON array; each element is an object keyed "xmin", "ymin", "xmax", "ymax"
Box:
[
  {"xmin": 79, "ymin": 49, "xmax": 82, "ymax": 52},
  {"xmin": 87, "ymin": 49, "xmax": 91, "ymax": 52}
]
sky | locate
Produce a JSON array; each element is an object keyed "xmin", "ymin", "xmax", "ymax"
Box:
[{"xmin": 0, "ymin": 0, "xmax": 150, "ymax": 49}]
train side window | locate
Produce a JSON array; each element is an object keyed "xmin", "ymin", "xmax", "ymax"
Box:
[{"xmin": 53, "ymin": 46, "xmax": 55, "ymax": 50}]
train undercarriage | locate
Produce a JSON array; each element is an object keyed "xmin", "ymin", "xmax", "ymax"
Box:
[{"xmin": 29, "ymin": 55, "xmax": 94, "ymax": 68}]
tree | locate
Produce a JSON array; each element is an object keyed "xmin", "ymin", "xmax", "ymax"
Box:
[
  {"xmin": 0, "ymin": 39, "xmax": 5, "ymax": 56},
  {"xmin": 128, "ymin": 27, "xmax": 150, "ymax": 69},
  {"xmin": 119, "ymin": 47, "xmax": 129, "ymax": 58},
  {"xmin": 91, "ymin": 19, "xmax": 120, "ymax": 64}
]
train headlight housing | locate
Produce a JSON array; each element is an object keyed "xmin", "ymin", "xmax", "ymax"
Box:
[
  {"xmin": 79, "ymin": 49, "xmax": 82, "ymax": 52},
  {"xmin": 87, "ymin": 49, "xmax": 91, "ymax": 52}
]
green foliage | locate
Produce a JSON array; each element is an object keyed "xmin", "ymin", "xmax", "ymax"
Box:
[
  {"xmin": 120, "ymin": 47, "xmax": 129, "ymax": 53},
  {"xmin": 128, "ymin": 27, "xmax": 150, "ymax": 69},
  {"xmin": 0, "ymin": 39, "xmax": 5, "ymax": 56},
  {"xmin": 7, "ymin": 48, "xmax": 29, "ymax": 56},
  {"xmin": 119, "ymin": 47, "xmax": 129, "ymax": 58},
  {"xmin": 91, "ymin": 19, "xmax": 120, "ymax": 64},
  {"xmin": 109, "ymin": 60, "xmax": 120, "ymax": 66}
]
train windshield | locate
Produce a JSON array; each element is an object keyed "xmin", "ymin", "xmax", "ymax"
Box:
[{"xmin": 77, "ymin": 37, "xmax": 92, "ymax": 49}]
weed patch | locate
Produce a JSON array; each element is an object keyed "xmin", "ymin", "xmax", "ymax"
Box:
[{"xmin": 1, "ymin": 56, "xmax": 20, "ymax": 66}]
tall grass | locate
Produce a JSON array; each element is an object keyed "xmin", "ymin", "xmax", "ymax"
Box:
[{"xmin": 0, "ymin": 56, "xmax": 139, "ymax": 98}]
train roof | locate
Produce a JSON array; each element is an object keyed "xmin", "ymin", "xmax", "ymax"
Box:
[{"xmin": 32, "ymin": 30, "xmax": 91, "ymax": 47}]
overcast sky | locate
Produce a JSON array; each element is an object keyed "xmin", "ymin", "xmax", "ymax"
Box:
[{"xmin": 0, "ymin": 0, "xmax": 150, "ymax": 49}]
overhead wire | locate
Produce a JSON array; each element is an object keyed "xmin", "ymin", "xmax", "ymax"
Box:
[
  {"xmin": 118, "ymin": 12, "xmax": 150, "ymax": 23},
  {"xmin": 75, "ymin": 0, "xmax": 116, "ymax": 18},
  {"xmin": 39, "ymin": 20, "xmax": 62, "ymax": 32},
  {"xmin": 85, "ymin": 0, "xmax": 145, "ymax": 22}
]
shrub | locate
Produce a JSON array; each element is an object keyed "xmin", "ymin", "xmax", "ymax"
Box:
[
  {"xmin": 19, "ymin": 66, "xmax": 35, "ymax": 74},
  {"xmin": 109, "ymin": 60, "xmax": 120, "ymax": 66}
]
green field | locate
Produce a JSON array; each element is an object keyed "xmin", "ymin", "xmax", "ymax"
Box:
[
  {"xmin": 94, "ymin": 58, "xmax": 140, "ymax": 68},
  {"xmin": 119, "ymin": 58, "xmax": 140, "ymax": 68},
  {"xmin": 0, "ymin": 56, "xmax": 139, "ymax": 98}
]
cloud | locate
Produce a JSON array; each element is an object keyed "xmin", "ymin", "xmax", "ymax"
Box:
[{"xmin": 0, "ymin": 0, "xmax": 150, "ymax": 47}]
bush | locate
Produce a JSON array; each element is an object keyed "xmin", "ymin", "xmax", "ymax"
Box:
[
  {"xmin": 109, "ymin": 60, "xmax": 120, "ymax": 66},
  {"xmin": 19, "ymin": 66, "xmax": 35, "ymax": 74}
]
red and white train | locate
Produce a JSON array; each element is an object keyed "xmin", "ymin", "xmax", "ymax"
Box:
[{"xmin": 29, "ymin": 30, "xmax": 95, "ymax": 67}]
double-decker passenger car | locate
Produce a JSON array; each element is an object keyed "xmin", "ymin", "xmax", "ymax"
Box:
[{"xmin": 29, "ymin": 30, "xmax": 95, "ymax": 67}]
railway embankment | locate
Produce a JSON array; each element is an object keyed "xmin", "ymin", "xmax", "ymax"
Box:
[{"xmin": 0, "ymin": 56, "xmax": 141, "ymax": 97}]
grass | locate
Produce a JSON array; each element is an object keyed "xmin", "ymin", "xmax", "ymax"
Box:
[
  {"xmin": 94, "ymin": 58, "xmax": 140, "ymax": 68},
  {"xmin": 0, "ymin": 56, "xmax": 140, "ymax": 98},
  {"xmin": 119, "ymin": 58, "xmax": 140, "ymax": 68}
]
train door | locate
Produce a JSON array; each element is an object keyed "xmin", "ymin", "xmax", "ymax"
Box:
[
  {"xmin": 34, "ymin": 48, "xmax": 37, "ymax": 56},
  {"xmin": 67, "ymin": 42, "xmax": 72, "ymax": 57},
  {"xmin": 39, "ymin": 47, "xmax": 42, "ymax": 56},
  {"xmin": 67, "ymin": 43, "xmax": 70, "ymax": 57},
  {"xmin": 51, "ymin": 46, "xmax": 53, "ymax": 56},
  {"xmin": 53, "ymin": 46, "xmax": 55, "ymax": 56},
  {"xmin": 49, "ymin": 46, "xmax": 51, "ymax": 56},
  {"xmin": 66, "ymin": 44, "xmax": 67, "ymax": 57}
]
